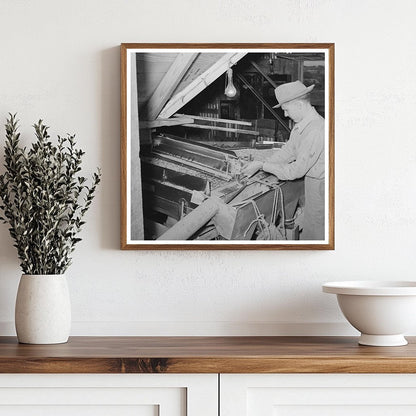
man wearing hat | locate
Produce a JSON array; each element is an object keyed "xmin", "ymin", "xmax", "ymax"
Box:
[{"xmin": 241, "ymin": 80, "xmax": 325, "ymax": 240}]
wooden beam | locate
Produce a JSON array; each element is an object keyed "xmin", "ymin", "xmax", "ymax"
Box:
[
  {"xmin": 140, "ymin": 117, "xmax": 194, "ymax": 129},
  {"xmin": 146, "ymin": 53, "xmax": 198, "ymax": 120},
  {"xmin": 159, "ymin": 53, "xmax": 247, "ymax": 119},
  {"xmin": 158, "ymin": 198, "xmax": 221, "ymax": 241},
  {"xmin": 297, "ymin": 59, "xmax": 304, "ymax": 82},
  {"xmin": 144, "ymin": 219, "xmax": 169, "ymax": 239},
  {"xmin": 182, "ymin": 123, "xmax": 259, "ymax": 136},
  {"xmin": 175, "ymin": 113, "xmax": 252, "ymax": 126},
  {"xmin": 274, "ymin": 54, "xmax": 299, "ymax": 62},
  {"xmin": 250, "ymin": 61, "xmax": 277, "ymax": 88},
  {"xmin": 236, "ymin": 73, "xmax": 290, "ymax": 133}
]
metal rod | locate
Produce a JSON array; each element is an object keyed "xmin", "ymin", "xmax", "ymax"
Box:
[
  {"xmin": 182, "ymin": 123, "xmax": 259, "ymax": 136},
  {"xmin": 174, "ymin": 113, "xmax": 252, "ymax": 126}
]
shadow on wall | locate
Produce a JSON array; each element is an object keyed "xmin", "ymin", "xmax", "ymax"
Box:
[
  {"xmin": 100, "ymin": 46, "xmax": 121, "ymax": 250},
  {"xmin": 228, "ymin": 284, "xmax": 339, "ymax": 335}
]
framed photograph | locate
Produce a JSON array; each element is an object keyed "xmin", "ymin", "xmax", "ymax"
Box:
[{"xmin": 121, "ymin": 43, "xmax": 334, "ymax": 250}]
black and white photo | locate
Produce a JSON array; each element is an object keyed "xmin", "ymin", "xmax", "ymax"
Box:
[{"xmin": 121, "ymin": 44, "xmax": 334, "ymax": 249}]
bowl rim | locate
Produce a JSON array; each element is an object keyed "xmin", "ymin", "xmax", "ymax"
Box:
[{"xmin": 322, "ymin": 281, "xmax": 416, "ymax": 296}]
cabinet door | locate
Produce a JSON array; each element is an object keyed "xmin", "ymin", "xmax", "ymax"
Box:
[
  {"xmin": 221, "ymin": 374, "xmax": 416, "ymax": 416},
  {"xmin": 0, "ymin": 374, "xmax": 217, "ymax": 416}
]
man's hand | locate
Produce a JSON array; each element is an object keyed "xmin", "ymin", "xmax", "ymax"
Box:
[{"xmin": 240, "ymin": 160, "xmax": 263, "ymax": 179}]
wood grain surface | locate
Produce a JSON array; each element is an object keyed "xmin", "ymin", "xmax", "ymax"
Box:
[{"xmin": 0, "ymin": 336, "xmax": 415, "ymax": 374}]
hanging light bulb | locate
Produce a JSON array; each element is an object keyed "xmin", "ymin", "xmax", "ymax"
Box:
[{"xmin": 224, "ymin": 67, "xmax": 237, "ymax": 98}]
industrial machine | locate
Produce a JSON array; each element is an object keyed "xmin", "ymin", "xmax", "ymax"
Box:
[{"xmin": 140, "ymin": 134, "xmax": 304, "ymax": 241}]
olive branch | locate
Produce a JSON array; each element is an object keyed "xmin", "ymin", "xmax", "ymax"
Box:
[{"xmin": 0, "ymin": 113, "xmax": 101, "ymax": 274}]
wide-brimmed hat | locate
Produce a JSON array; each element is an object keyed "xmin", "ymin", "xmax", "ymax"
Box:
[{"xmin": 273, "ymin": 81, "xmax": 315, "ymax": 108}]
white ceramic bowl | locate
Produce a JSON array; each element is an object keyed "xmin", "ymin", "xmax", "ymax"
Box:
[{"xmin": 323, "ymin": 281, "xmax": 416, "ymax": 346}]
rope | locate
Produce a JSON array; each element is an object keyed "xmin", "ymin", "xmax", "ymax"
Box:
[
  {"xmin": 238, "ymin": 178, "xmax": 288, "ymax": 240},
  {"xmin": 272, "ymin": 186, "xmax": 286, "ymax": 240},
  {"xmin": 243, "ymin": 199, "xmax": 270, "ymax": 239}
]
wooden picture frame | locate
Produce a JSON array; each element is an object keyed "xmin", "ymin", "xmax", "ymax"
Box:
[{"xmin": 121, "ymin": 43, "xmax": 334, "ymax": 250}]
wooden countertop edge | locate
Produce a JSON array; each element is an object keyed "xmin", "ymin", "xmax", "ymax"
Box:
[
  {"xmin": 1, "ymin": 337, "xmax": 416, "ymax": 373},
  {"xmin": 1, "ymin": 356, "xmax": 416, "ymax": 374}
]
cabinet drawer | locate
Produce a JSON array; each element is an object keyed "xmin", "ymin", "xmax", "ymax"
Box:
[
  {"xmin": 221, "ymin": 374, "xmax": 416, "ymax": 416},
  {"xmin": 0, "ymin": 374, "xmax": 217, "ymax": 416}
]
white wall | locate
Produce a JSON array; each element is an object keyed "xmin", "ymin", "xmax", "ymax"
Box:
[{"xmin": 0, "ymin": 0, "xmax": 415, "ymax": 336}]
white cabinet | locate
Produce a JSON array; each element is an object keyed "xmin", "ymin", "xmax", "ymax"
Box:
[
  {"xmin": 221, "ymin": 374, "xmax": 416, "ymax": 416},
  {"xmin": 4, "ymin": 373, "xmax": 416, "ymax": 415},
  {"xmin": 0, "ymin": 374, "xmax": 218, "ymax": 416}
]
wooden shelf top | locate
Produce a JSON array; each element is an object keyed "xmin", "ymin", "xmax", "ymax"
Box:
[{"xmin": 1, "ymin": 336, "xmax": 416, "ymax": 373}]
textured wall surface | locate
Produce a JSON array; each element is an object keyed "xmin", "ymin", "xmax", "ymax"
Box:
[{"xmin": 0, "ymin": 0, "xmax": 415, "ymax": 336}]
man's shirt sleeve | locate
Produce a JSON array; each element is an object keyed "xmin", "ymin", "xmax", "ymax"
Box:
[
  {"xmin": 262, "ymin": 126, "xmax": 323, "ymax": 180},
  {"xmin": 264, "ymin": 139, "xmax": 296, "ymax": 165}
]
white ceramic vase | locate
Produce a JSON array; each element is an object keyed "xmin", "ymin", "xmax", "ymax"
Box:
[{"xmin": 15, "ymin": 274, "xmax": 71, "ymax": 344}]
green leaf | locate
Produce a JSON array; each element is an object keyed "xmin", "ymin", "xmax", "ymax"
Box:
[{"xmin": 0, "ymin": 114, "xmax": 101, "ymax": 274}]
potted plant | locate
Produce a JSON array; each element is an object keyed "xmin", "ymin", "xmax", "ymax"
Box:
[{"xmin": 0, "ymin": 114, "xmax": 101, "ymax": 344}]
